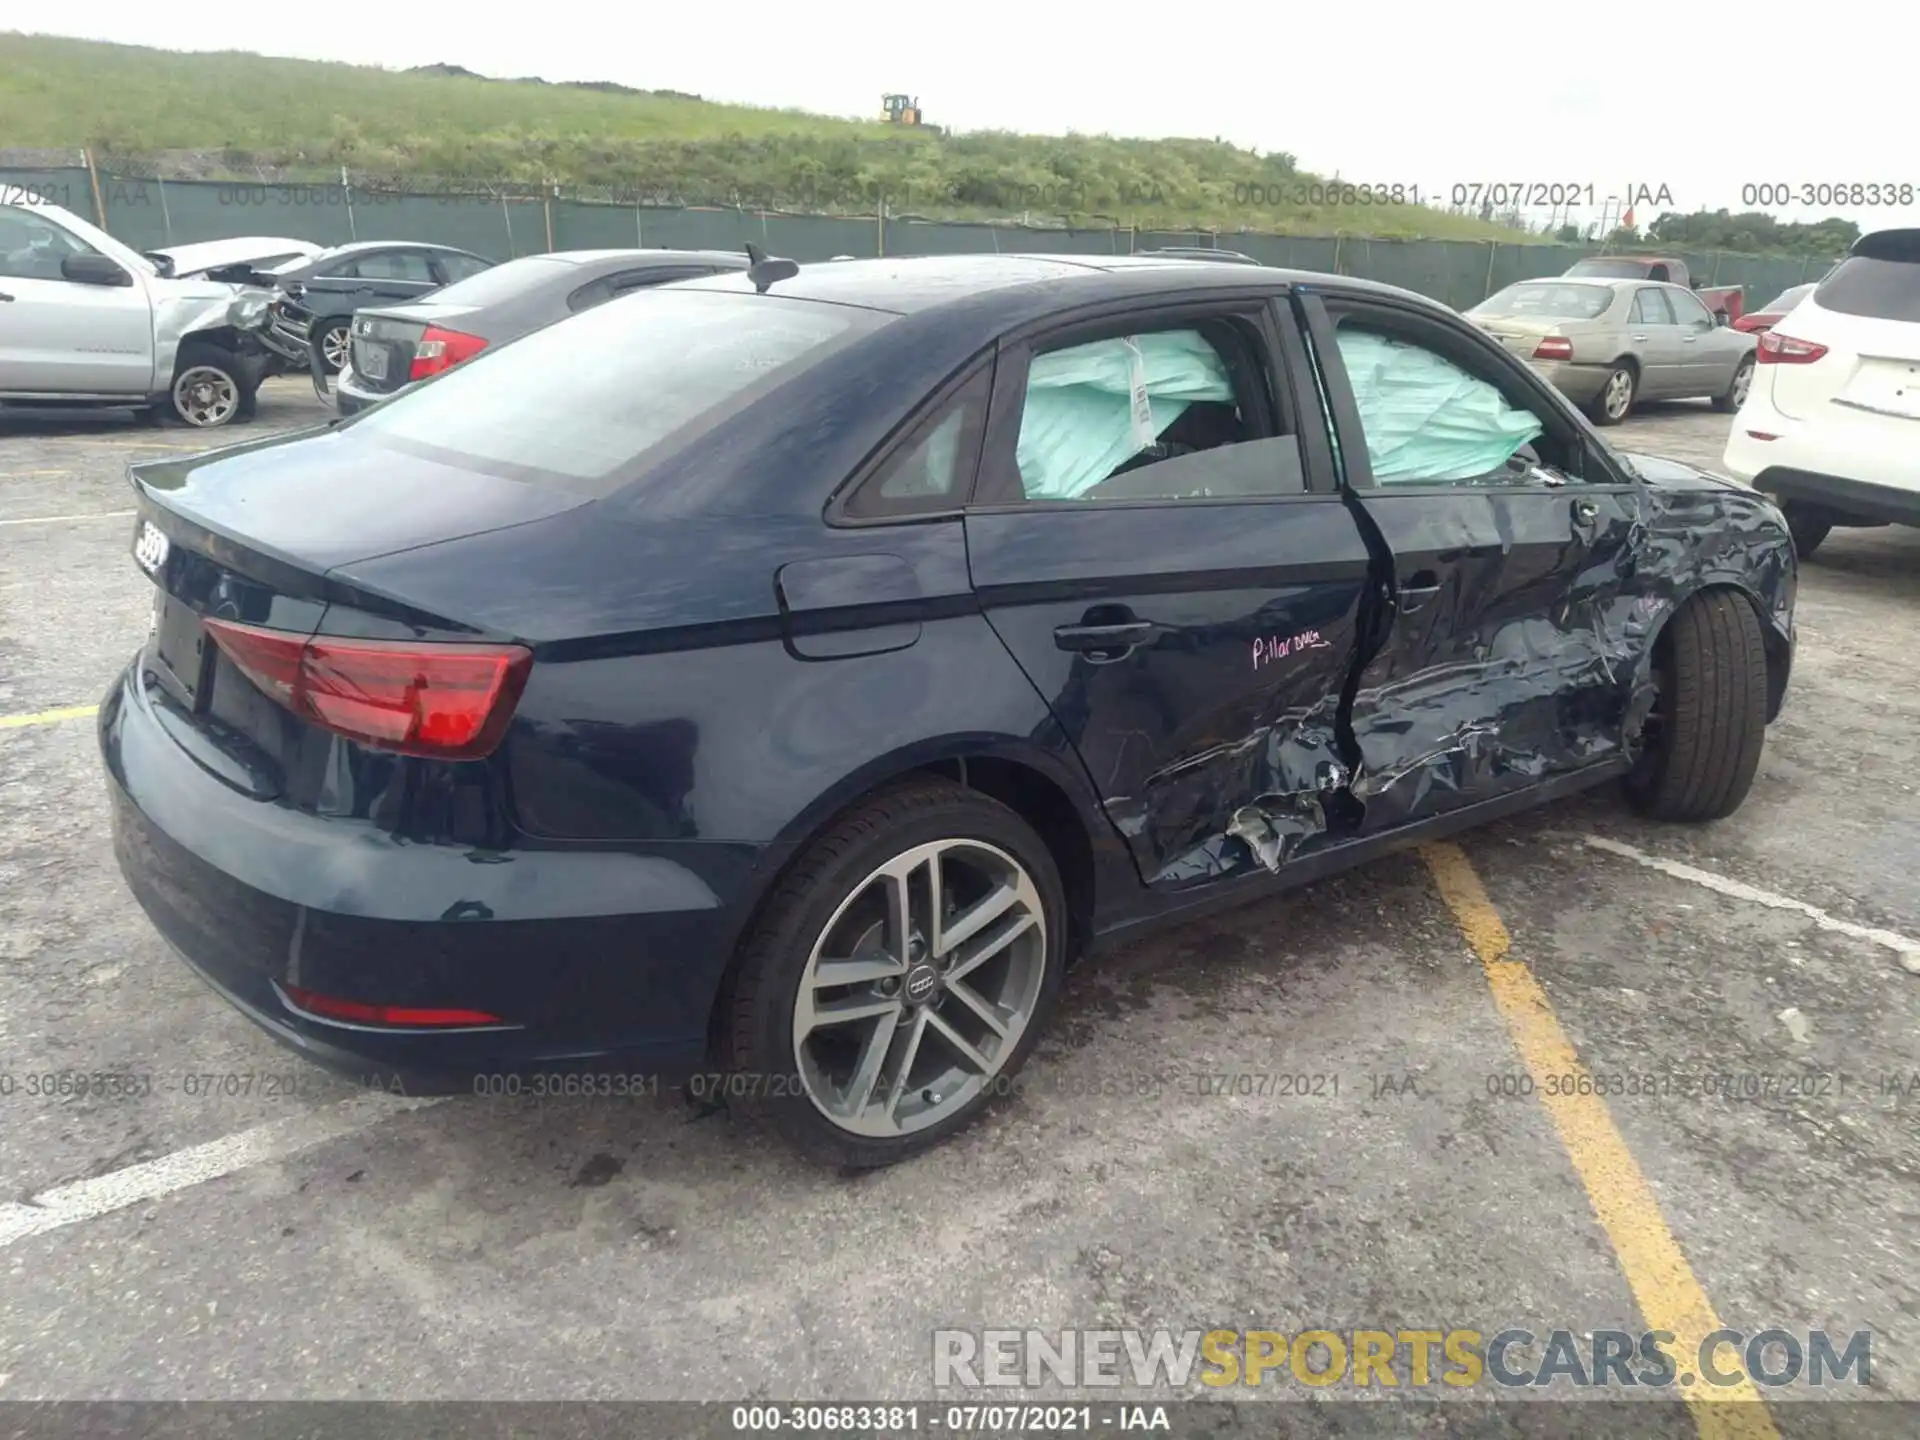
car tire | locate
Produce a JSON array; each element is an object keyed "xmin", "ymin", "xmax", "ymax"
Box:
[
  {"xmin": 169, "ymin": 342, "xmax": 252, "ymax": 428},
  {"xmin": 722, "ymin": 779, "xmax": 1066, "ymax": 1169},
  {"xmin": 1712, "ymin": 355, "xmax": 1755, "ymax": 413},
  {"xmin": 315, "ymin": 319, "xmax": 351, "ymax": 376},
  {"xmin": 1782, "ymin": 503, "xmax": 1831, "ymax": 560},
  {"xmin": 1587, "ymin": 363, "xmax": 1636, "ymax": 426},
  {"xmin": 1624, "ymin": 590, "xmax": 1768, "ymax": 822}
]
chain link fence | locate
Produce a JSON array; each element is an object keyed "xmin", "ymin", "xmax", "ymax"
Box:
[{"xmin": 2, "ymin": 158, "xmax": 1839, "ymax": 312}]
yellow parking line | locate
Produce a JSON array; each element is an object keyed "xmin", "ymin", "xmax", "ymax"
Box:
[
  {"xmin": 0, "ymin": 704, "xmax": 99, "ymax": 731},
  {"xmin": 1420, "ymin": 841, "xmax": 1780, "ymax": 1440}
]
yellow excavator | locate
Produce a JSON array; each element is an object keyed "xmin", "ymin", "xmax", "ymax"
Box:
[{"xmin": 882, "ymin": 94, "xmax": 928, "ymax": 127}]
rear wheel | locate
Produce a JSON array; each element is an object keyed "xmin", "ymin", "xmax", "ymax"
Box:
[
  {"xmin": 723, "ymin": 780, "xmax": 1065, "ymax": 1169},
  {"xmin": 1712, "ymin": 355, "xmax": 1755, "ymax": 413},
  {"xmin": 1782, "ymin": 503, "xmax": 1832, "ymax": 560},
  {"xmin": 1587, "ymin": 363, "xmax": 1636, "ymax": 425},
  {"xmin": 1625, "ymin": 591, "xmax": 1768, "ymax": 821}
]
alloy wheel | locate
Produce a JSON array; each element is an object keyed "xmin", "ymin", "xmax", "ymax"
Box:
[
  {"xmin": 791, "ymin": 838, "xmax": 1047, "ymax": 1138},
  {"xmin": 1604, "ymin": 369, "xmax": 1634, "ymax": 420},
  {"xmin": 1730, "ymin": 360, "xmax": 1753, "ymax": 408},
  {"xmin": 321, "ymin": 324, "xmax": 350, "ymax": 372},
  {"xmin": 172, "ymin": 366, "xmax": 238, "ymax": 426}
]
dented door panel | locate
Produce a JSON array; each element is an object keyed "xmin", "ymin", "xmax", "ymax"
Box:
[
  {"xmin": 1341, "ymin": 482, "xmax": 1643, "ymax": 831},
  {"xmin": 967, "ymin": 499, "xmax": 1370, "ymax": 890}
]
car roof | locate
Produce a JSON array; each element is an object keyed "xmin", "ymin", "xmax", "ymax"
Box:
[
  {"xmin": 313, "ymin": 240, "xmax": 484, "ymax": 260},
  {"xmin": 533, "ymin": 248, "xmax": 749, "ymax": 269},
  {"xmin": 673, "ymin": 251, "xmax": 1431, "ymax": 322}
]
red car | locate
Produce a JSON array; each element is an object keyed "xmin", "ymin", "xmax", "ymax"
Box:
[{"xmin": 1733, "ymin": 282, "xmax": 1816, "ymax": 334}]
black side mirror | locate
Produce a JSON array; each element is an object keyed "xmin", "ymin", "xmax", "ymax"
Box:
[{"xmin": 62, "ymin": 253, "xmax": 132, "ymax": 287}]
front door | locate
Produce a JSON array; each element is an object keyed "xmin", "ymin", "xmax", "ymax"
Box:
[
  {"xmin": 1299, "ymin": 291, "xmax": 1642, "ymax": 835},
  {"xmin": 966, "ymin": 297, "xmax": 1374, "ymax": 890},
  {"xmin": 0, "ymin": 204, "xmax": 153, "ymax": 395}
]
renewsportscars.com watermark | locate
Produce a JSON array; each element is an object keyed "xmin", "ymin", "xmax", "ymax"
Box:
[{"xmin": 933, "ymin": 1328, "xmax": 1872, "ymax": 1390}]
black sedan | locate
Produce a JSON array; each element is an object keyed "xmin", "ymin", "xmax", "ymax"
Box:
[
  {"xmin": 334, "ymin": 248, "xmax": 751, "ymax": 416},
  {"xmin": 247, "ymin": 240, "xmax": 496, "ymax": 376},
  {"xmin": 102, "ymin": 253, "xmax": 1796, "ymax": 1169}
]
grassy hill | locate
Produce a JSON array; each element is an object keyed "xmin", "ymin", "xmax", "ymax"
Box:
[{"xmin": 0, "ymin": 32, "xmax": 1535, "ymax": 240}]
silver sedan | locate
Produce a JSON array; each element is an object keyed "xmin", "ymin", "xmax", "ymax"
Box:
[{"xmin": 1465, "ymin": 278, "xmax": 1757, "ymax": 425}]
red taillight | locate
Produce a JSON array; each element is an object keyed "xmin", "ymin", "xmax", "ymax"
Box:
[
  {"xmin": 281, "ymin": 983, "xmax": 503, "ymax": 1029},
  {"xmin": 1756, "ymin": 329, "xmax": 1828, "ymax": 365},
  {"xmin": 1532, "ymin": 336, "xmax": 1574, "ymax": 361},
  {"xmin": 203, "ymin": 619, "xmax": 531, "ymax": 759},
  {"xmin": 409, "ymin": 325, "xmax": 488, "ymax": 381}
]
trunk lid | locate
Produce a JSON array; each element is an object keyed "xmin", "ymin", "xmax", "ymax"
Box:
[
  {"xmin": 348, "ymin": 303, "xmax": 485, "ymax": 394},
  {"xmin": 127, "ymin": 428, "xmax": 587, "ymax": 800}
]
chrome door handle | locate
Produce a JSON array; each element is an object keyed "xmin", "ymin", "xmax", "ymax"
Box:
[{"xmin": 1630, "ymin": 333, "xmax": 1648, "ymax": 341}]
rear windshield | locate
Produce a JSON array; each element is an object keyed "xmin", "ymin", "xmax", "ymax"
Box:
[
  {"xmin": 1758, "ymin": 283, "xmax": 1813, "ymax": 315},
  {"xmin": 414, "ymin": 255, "xmax": 573, "ymax": 307},
  {"xmin": 1476, "ymin": 282, "xmax": 1614, "ymax": 319},
  {"xmin": 341, "ymin": 287, "xmax": 882, "ymax": 491},
  {"xmin": 1564, "ymin": 259, "xmax": 1649, "ymax": 280},
  {"xmin": 1812, "ymin": 257, "xmax": 1920, "ymax": 323}
]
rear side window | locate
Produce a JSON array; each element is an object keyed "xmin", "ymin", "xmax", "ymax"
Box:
[
  {"xmin": 1813, "ymin": 256, "xmax": 1920, "ymax": 323},
  {"xmin": 1632, "ymin": 289, "xmax": 1673, "ymax": 324},
  {"xmin": 343, "ymin": 288, "xmax": 880, "ymax": 492},
  {"xmin": 842, "ymin": 369, "xmax": 991, "ymax": 519},
  {"xmin": 1006, "ymin": 323, "xmax": 1300, "ymax": 503},
  {"xmin": 345, "ymin": 250, "xmax": 436, "ymax": 283},
  {"xmin": 438, "ymin": 253, "xmax": 493, "ymax": 282}
]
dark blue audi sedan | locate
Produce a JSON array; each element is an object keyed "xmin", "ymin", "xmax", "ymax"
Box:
[{"xmin": 102, "ymin": 252, "xmax": 1796, "ymax": 1168}]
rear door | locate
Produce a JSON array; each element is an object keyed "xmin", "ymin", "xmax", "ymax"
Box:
[
  {"xmin": 965, "ymin": 290, "xmax": 1375, "ymax": 890},
  {"xmin": 1297, "ymin": 289, "xmax": 1643, "ymax": 835},
  {"xmin": 1627, "ymin": 286, "xmax": 1684, "ymax": 396}
]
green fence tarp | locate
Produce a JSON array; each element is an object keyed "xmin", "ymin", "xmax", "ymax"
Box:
[{"xmin": 0, "ymin": 165, "xmax": 1833, "ymax": 311}]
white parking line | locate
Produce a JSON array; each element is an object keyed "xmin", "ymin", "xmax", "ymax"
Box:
[
  {"xmin": 0, "ymin": 1092, "xmax": 447, "ymax": 1249},
  {"xmin": 0, "ymin": 510, "xmax": 135, "ymax": 527},
  {"xmin": 1583, "ymin": 835, "xmax": 1920, "ymax": 974}
]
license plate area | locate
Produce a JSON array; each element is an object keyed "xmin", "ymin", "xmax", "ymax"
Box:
[
  {"xmin": 357, "ymin": 342, "xmax": 388, "ymax": 381},
  {"xmin": 150, "ymin": 591, "xmax": 212, "ymax": 710}
]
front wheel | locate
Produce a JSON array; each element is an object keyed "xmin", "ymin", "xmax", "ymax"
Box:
[
  {"xmin": 315, "ymin": 319, "xmax": 351, "ymax": 375},
  {"xmin": 1624, "ymin": 591, "xmax": 1768, "ymax": 821},
  {"xmin": 1587, "ymin": 364, "xmax": 1636, "ymax": 426},
  {"xmin": 1712, "ymin": 355, "xmax": 1755, "ymax": 413},
  {"xmin": 170, "ymin": 343, "xmax": 254, "ymax": 427},
  {"xmin": 723, "ymin": 780, "xmax": 1066, "ymax": 1168}
]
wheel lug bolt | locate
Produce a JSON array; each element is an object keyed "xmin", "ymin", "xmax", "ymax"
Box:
[{"xmin": 878, "ymin": 977, "xmax": 900, "ymax": 996}]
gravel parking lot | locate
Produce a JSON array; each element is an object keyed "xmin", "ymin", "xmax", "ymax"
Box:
[{"xmin": 2, "ymin": 382, "xmax": 1916, "ymax": 1430}]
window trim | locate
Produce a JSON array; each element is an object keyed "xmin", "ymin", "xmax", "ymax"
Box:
[
  {"xmin": 967, "ymin": 295, "xmax": 1316, "ymax": 515},
  {"xmin": 1299, "ymin": 289, "xmax": 1637, "ymax": 494},
  {"xmin": 822, "ymin": 352, "xmax": 999, "ymax": 528}
]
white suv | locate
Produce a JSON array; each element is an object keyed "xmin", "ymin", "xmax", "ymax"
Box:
[{"xmin": 1722, "ymin": 228, "xmax": 1920, "ymax": 558}]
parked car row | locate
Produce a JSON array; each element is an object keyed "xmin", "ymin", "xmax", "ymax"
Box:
[{"xmin": 104, "ymin": 245, "xmax": 1798, "ymax": 1168}]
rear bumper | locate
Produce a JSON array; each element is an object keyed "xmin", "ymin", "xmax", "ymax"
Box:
[
  {"xmin": 1749, "ymin": 469, "xmax": 1920, "ymax": 528},
  {"xmin": 1723, "ymin": 384, "xmax": 1920, "ymax": 520},
  {"xmin": 1528, "ymin": 360, "xmax": 1614, "ymax": 403},
  {"xmin": 334, "ymin": 367, "xmax": 409, "ymax": 417},
  {"xmin": 100, "ymin": 662, "xmax": 755, "ymax": 1092}
]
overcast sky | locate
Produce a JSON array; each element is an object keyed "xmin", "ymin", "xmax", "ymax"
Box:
[{"xmin": 30, "ymin": 5, "xmax": 1918, "ymax": 232}]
